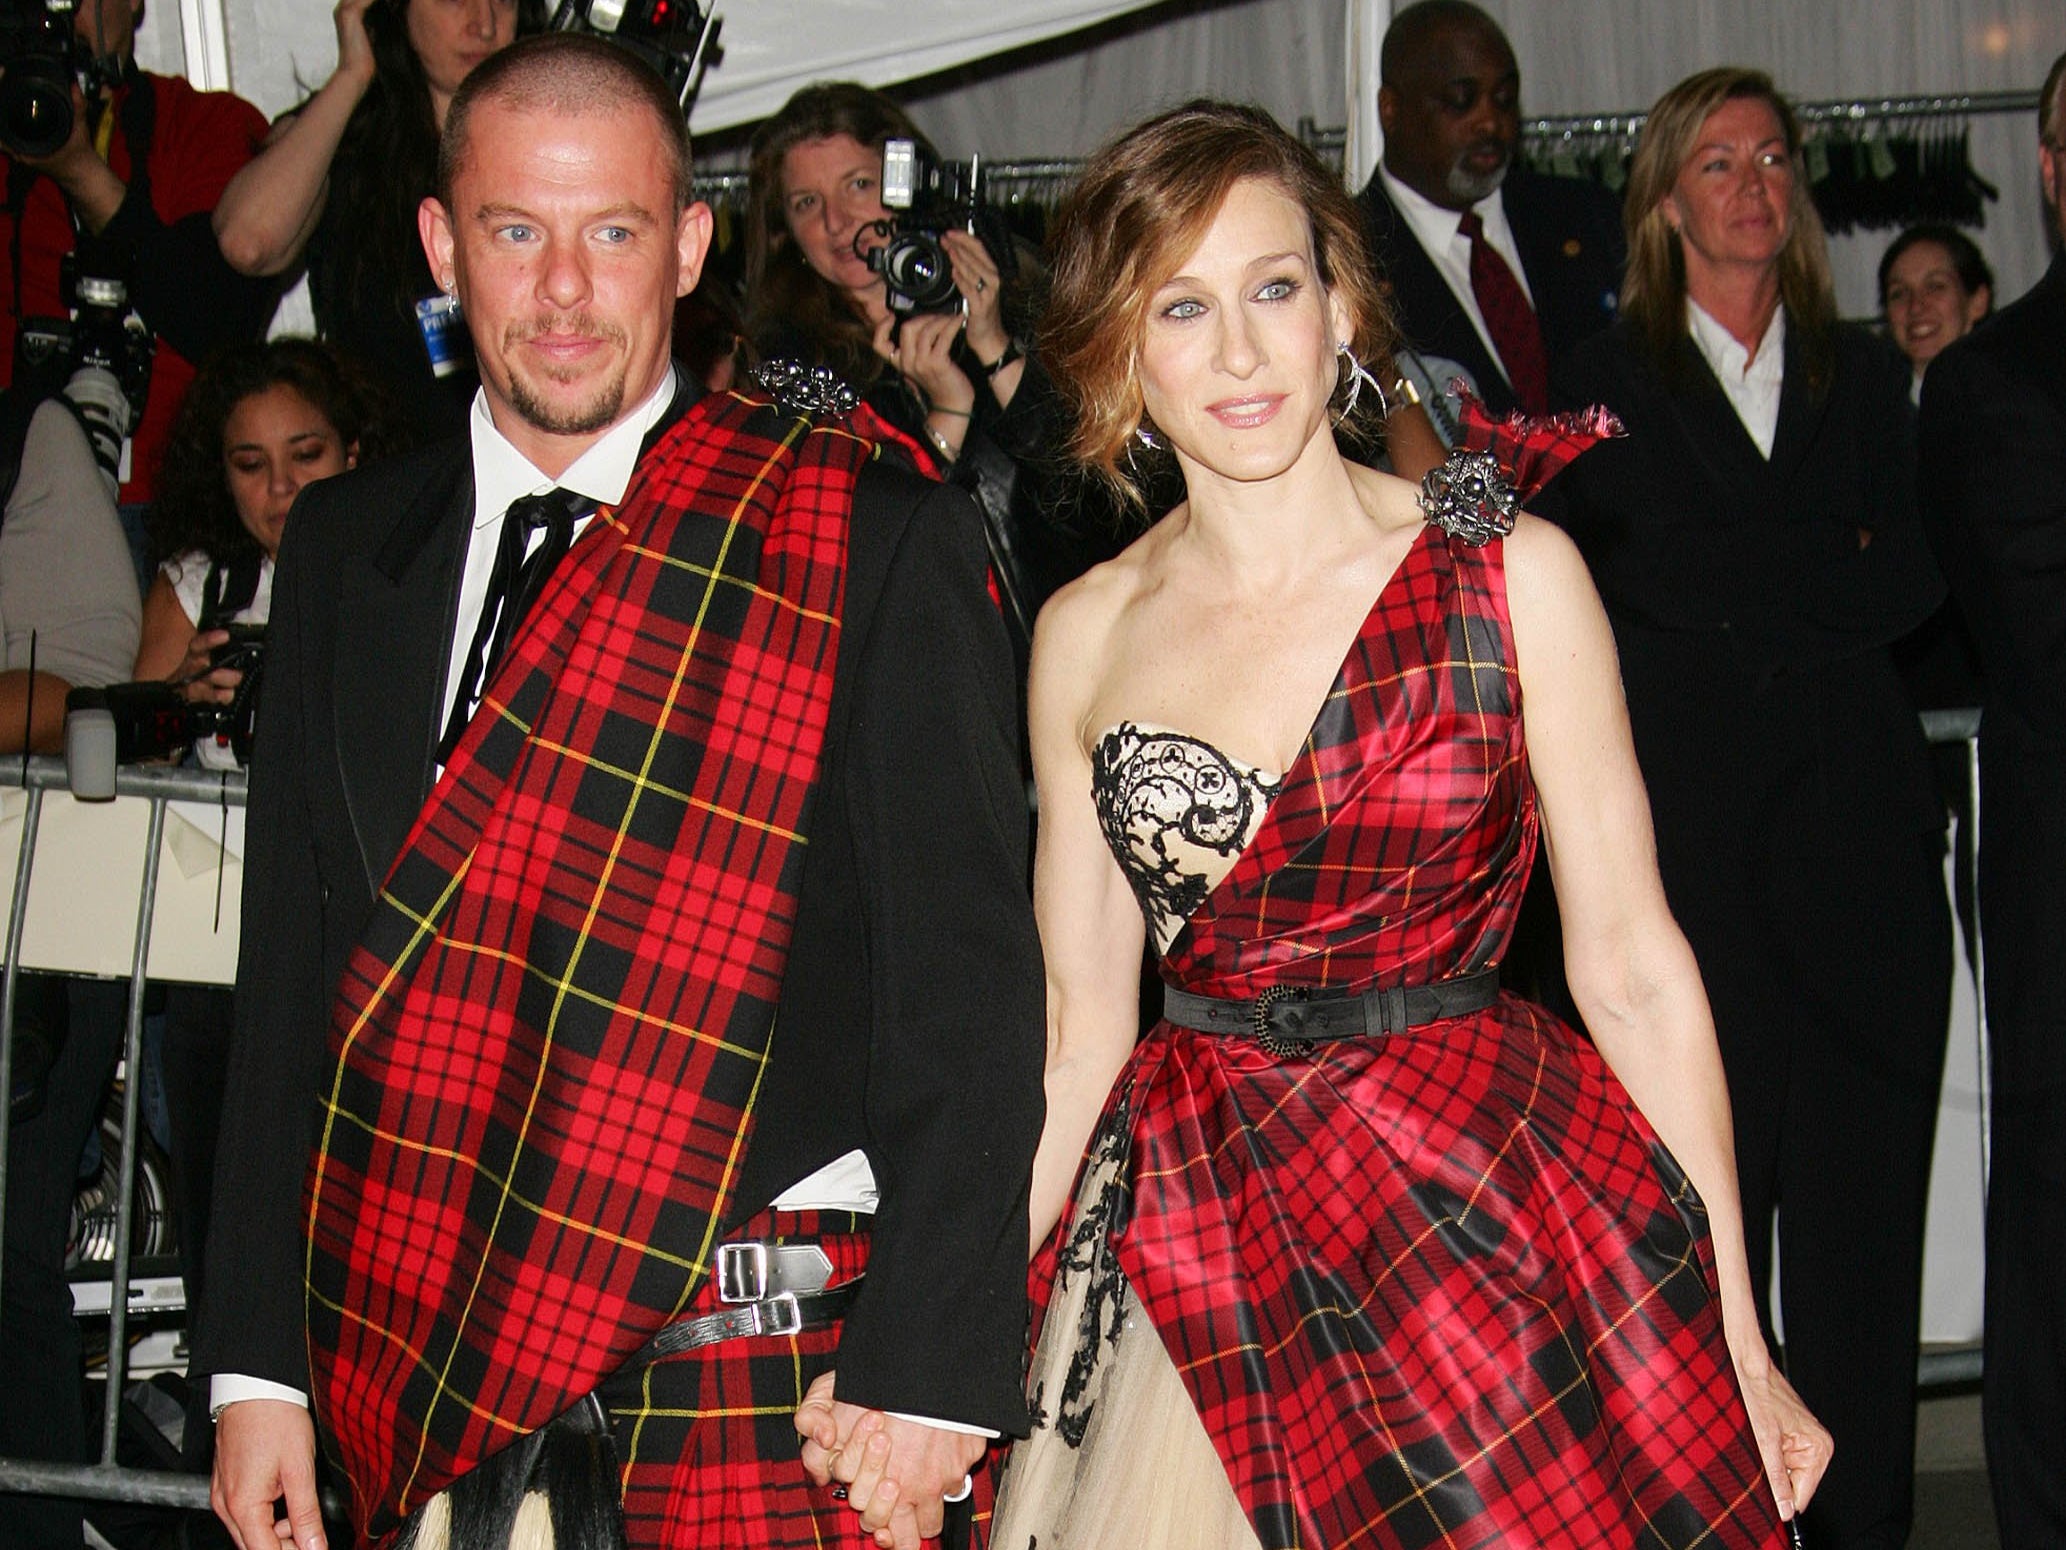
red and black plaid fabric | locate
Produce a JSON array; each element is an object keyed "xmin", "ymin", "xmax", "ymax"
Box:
[
  {"xmin": 305, "ymin": 389, "xmax": 871, "ymax": 1542},
  {"xmin": 598, "ymin": 1206, "xmax": 996, "ymax": 1548},
  {"xmin": 1085, "ymin": 527, "xmax": 1783, "ymax": 1547},
  {"xmin": 1451, "ymin": 387, "xmax": 1626, "ymax": 498}
]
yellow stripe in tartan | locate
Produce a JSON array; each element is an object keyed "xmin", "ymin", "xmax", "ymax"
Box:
[{"xmin": 400, "ymin": 414, "xmax": 817, "ymax": 1510}]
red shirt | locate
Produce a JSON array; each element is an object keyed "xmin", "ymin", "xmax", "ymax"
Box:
[{"xmin": 0, "ymin": 72, "xmax": 268, "ymax": 503}]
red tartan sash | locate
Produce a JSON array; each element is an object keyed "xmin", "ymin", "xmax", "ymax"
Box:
[{"xmin": 304, "ymin": 389, "xmax": 869, "ymax": 1540}]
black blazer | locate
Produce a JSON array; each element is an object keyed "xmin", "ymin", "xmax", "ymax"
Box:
[
  {"xmin": 1921, "ymin": 254, "xmax": 2066, "ymax": 758},
  {"xmin": 1549, "ymin": 317, "xmax": 1945, "ymax": 859},
  {"xmin": 192, "ymin": 396, "xmax": 1046, "ymax": 1434},
  {"xmin": 1357, "ymin": 163, "xmax": 1624, "ymax": 415}
]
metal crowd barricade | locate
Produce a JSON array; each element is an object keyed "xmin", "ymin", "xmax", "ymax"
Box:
[
  {"xmin": 0, "ymin": 710, "xmax": 1995, "ymax": 1511},
  {"xmin": 0, "ymin": 754, "xmax": 245, "ymax": 1515}
]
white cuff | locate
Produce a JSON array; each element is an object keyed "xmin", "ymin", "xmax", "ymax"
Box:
[
  {"xmin": 883, "ymin": 1410, "xmax": 999, "ymax": 1440},
  {"xmin": 210, "ymin": 1373, "xmax": 310, "ymax": 1419}
]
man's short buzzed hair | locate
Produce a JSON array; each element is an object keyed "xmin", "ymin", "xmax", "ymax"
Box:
[
  {"xmin": 436, "ymin": 33, "xmax": 693, "ymax": 212},
  {"xmin": 1379, "ymin": 0, "xmax": 1511, "ymax": 86},
  {"xmin": 2042, "ymin": 49, "xmax": 2066, "ymax": 146}
]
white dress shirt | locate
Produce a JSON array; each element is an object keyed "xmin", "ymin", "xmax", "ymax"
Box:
[
  {"xmin": 1379, "ymin": 165, "xmax": 1536, "ymax": 385},
  {"xmin": 1686, "ymin": 299, "xmax": 1787, "ymax": 459}
]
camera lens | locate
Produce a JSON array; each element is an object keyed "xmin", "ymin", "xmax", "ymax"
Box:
[
  {"xmin": 0, "ymin": 57, "xmax": 76, "ymax": 159},
  {"xmin": 881, "ymin": 234, "xmax": 960, "ymax": 313}
]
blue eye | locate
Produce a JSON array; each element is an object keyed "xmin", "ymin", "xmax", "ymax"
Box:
[
  {"xmin": 1162, "ymin": 298, "xmax": 1206, "ymax": 321},
  {"xmin": 1256, "ymin": 278, "xmax": 1299, "ymax": 302}
]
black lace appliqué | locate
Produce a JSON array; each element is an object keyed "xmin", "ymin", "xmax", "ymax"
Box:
[
  {"xmin": 1092, "ymin": 722, "xmax": 1284, "ymax": 944},
  {"xmin": 1026, "ymin": 1093, "xmax": 1136, "ymax": 1449}
]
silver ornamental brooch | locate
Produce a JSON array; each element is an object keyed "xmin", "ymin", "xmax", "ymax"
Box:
[
  {"xmin": 751, "ymin": 358, "xmax": 859, "ymax": 419},
  {"xmin": 1417, "ymin": 449, "xmax": 1520, "ymax": 545}
]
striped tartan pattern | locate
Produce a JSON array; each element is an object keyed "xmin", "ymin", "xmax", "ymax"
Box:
[
  {"xmin": 599, "ymin": 1206, "xmax": 997, "ymax": 1549},
  {"xmin": 305, "ymin": 389, "xmax": 868, "ymax": 1543},
  {"xmin": 1098, "ymin": 526, "xmax": 1782, "ymax": 1548}
]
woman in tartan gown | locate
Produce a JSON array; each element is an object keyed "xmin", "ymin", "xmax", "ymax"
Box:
[{"xmin": 981, "ymin": 103, "xmax": 1833, "ymax": 1550}]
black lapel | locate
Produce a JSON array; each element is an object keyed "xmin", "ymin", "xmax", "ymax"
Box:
[
  {"xmin": 334, "ymin": 441, "xmax": 474, "ymax": 895},
  {"xmin": 1362, "ymin": 176, "xmax": 1514, "ymax": 409},
  {"xmin": 1658, "ymin": 332, "xmax": 1773, "ymax": 494},
  {"xmin": 1764, "ymin": 324, "xmax": 1832, "ymax": 493}
]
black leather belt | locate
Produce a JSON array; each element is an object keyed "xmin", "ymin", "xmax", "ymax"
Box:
[
  {"xmin": 1163, "ymin": 968, "xmax": 1500, "ymax": 1056},
  {"xmin": 633, "ymin": 1239, "xmax": 860, "ymax": 1364}
]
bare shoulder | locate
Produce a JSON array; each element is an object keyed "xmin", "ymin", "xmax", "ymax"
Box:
[
  {"xmin": 1029, "ymin": 516, "xmax": 1169, "ymax": 748},
  {"xmin": 1502, "ymin": 512, "xmax": 1598, "ymax": 618}
]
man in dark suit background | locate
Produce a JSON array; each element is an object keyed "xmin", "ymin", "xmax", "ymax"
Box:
[
  {"xmin": 1919, "ymin": 52, "xmax": 2066, "ymax": 1548},
  {"xmin": 1356, "ymin": 0, "xmax": 1623, "ymax": 418},
  {"xmin": 193, "ymin": 34, "xmax": 1042, "ymax": 1550}
]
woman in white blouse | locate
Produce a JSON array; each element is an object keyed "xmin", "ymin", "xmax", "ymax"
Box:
[{"xmin": 1548, "ymin": 67, "xmax": 1953, "ymax": 1550}]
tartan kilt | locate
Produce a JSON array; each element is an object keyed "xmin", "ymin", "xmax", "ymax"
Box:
[
  {"xmin": 1084, "ymin": 996, "xmax": 1783, "ymax": 1550},
  {"xmin": 599, "ymin": 1207, "xmax": 995, "ymax": 1549}
]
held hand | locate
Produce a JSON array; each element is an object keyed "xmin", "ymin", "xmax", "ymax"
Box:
[
  {"xmin": 793, "ymin": 1373, "xmax": 985, "ymax": 1550},
  {"xmin": 212, "ymin": 1399, "xmax": 325, "ymax": 1550},
  {"xmin": 942, "ymin": 229, "xmax": 1008, "ymax": 363},
  {"xmin": 176, "ymin": 628, "xmax": 239, "ymax": 706},
  {"xmin": 1733, "ymin": 1345, "xmax": 1833, "ymax": 1522}
]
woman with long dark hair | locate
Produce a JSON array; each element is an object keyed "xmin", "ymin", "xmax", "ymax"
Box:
[
  {"xmin": 136, "ymin": 337, "xmax": 397, "ymax": 706},
  {"xmin": 1553, "ymin": 69, "xmax": 1951, "ymax": 1549},
  {"xmin": 745, "ymin": 81, "xmax": 1099, "ymax": 661},
  {"xmin": 212, "ymin": 0, "xmax": 538, "ymax": 433}
]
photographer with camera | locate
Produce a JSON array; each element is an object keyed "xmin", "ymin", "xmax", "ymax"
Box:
[
  {"xmin": 0, "ymin": 0, "xmax": 277, "ymax": 518},
  {"xmin": 747, "ymin": 82, "xmax": 1101, "ymax": 666},
  {"xmin": 211, "ymin": 0, "xmax": 544, "ymax": 440}
]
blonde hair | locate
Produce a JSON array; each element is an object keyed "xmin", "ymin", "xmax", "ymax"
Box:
[
  {"xmin": 1621, "ymin": 68, "xmax": 1835, "ymax": 389},
  {"xmin": 1043, "ymin": 100, "xmax": 1396, "ymax": 517}
]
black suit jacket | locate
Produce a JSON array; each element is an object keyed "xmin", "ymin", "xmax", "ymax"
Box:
[
  {"xmin": 191, "ymin": 393, "xmax": 1045, "ymax": 1433},
  {"xmin": 1358, "ymin": 164, "xmax": 1624, "ymax": 415},
  {"xmin": 1549, "ymin": 317, "xmax": 1945, "ymax": 969}
]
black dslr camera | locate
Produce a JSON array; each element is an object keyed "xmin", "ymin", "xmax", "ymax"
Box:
[
  {"xmin": 14, "ymin": 250, "xmax": 154, "ymax": 487},
  {"xmin": 863, "ymin": 139, "xmax": 1017, "ymax": 318},
  {"xmin": 0, "ymin": 0, "xmax": 124, "ymax": 158},
  {"xmin": 66, "ymin": 625, "xmax": 268, "ymax": 769},
  {"xmin": 546, "ymin": 0, "xmax": 717, "ymax": 111}
]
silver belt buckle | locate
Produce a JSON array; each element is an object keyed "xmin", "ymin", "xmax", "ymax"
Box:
[
  {"xmin": 716, "ymin": 1241, "xmax": 769, "ymax": 1303},
  {"xmin": 757, "ymin": 1291, "xmax": 803, "ymax": 1339}
]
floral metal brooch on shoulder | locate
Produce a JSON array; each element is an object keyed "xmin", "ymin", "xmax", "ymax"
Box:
[
  {"xmin": 751, "ymin": 358, "xmax": 860, "ymax": 419},
  {"xmin": 1417, "ymin": 449, "xmax": 1521, "ymax": 545}
]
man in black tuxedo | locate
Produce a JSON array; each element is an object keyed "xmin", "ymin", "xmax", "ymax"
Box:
[
  {"xmin": 1356, "ymin": 0, "xmax": 1623, "ymax": 417},
  {"xmin": 1919, "ymin": 53, "xmax": 2066, "ymax": 1548},
  {"xmin": 192, "ymin": 34, "xmax": 1041, "ymax": 1550}
]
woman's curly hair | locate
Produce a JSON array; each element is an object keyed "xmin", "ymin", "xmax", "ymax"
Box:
[{"xmin": 147, "ymin": 338, "xmax": 406, "ymax": 569}]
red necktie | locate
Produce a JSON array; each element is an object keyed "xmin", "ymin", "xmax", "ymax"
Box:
[{"xmin": 1458, "ymin": 208, "xmax": 1549, "ymax": 413}]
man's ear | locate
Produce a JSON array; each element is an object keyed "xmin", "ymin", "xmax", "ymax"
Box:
[
  {"xmin": 345, "ymin": 438, "xmax": 361, "ymax": 471},
  {"xmin": 419, "ymin": 196, "xmax": 457, "ymax": 297},
  {"xmin": 675, "ymin": 200, "xmax": 716, "ymax": 299},
  {"xmin": 1377, "ymin": 85, "xmax": 1399, "ymax": 141}
]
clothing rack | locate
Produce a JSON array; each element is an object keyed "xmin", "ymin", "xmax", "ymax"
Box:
[{"xmin": 1522, "ymin": 88, "xmax": 2039, "ymax": 142}]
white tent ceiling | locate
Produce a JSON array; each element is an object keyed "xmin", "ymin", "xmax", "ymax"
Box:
[{"xmin": 138, "ymin": 0, "xmax": 2066, "ymax": 318}]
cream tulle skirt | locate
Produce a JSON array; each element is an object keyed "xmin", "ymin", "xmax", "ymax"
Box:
[{"xmin": 991, "ymin": 1148, "xmax": 1260, "ymax": 1550}]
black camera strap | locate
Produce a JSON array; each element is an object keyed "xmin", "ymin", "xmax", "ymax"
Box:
[{"xmin": 199, "ymin": 549, "xmax": 265, "ymax": 630}]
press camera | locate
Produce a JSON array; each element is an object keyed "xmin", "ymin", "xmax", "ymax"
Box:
[
  {"xmin": 863, "ymin": 138, "xmax": 1018, "ymax": 318},
  {"xmin": 547, "ymin": 0, "xmax": 717, "ymax": 111},
  {"xmin": 0, "ymin": 0, "xmax": 125, "ymax": 158}
]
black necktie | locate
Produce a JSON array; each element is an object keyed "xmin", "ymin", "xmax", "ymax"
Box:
[{"xmin": 440, "ymin": 487, "xmax": 595, "ymax": 762}]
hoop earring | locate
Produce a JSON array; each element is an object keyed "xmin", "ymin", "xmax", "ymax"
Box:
[{"xmin": 1335, "ymin": 342, "xmax": 1388, "ymax": 422}]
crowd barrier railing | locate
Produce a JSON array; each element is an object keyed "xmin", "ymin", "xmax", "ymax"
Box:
[{"xmin": 0, "ymin": 710, "xmax": 1993, "ymax": 1514}]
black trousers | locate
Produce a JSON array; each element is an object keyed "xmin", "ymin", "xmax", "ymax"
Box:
[
  {"xmin": 1974, "ymin": 773, "xmax": 2066, "ymax": 1548},
  {"xmin": 0, "ymin": 976, "xmax": 126, "ymax": 1550},
  {"xmin": 1649, "ymin": 765, "xmax": 1951, "ymax": 1549}
]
